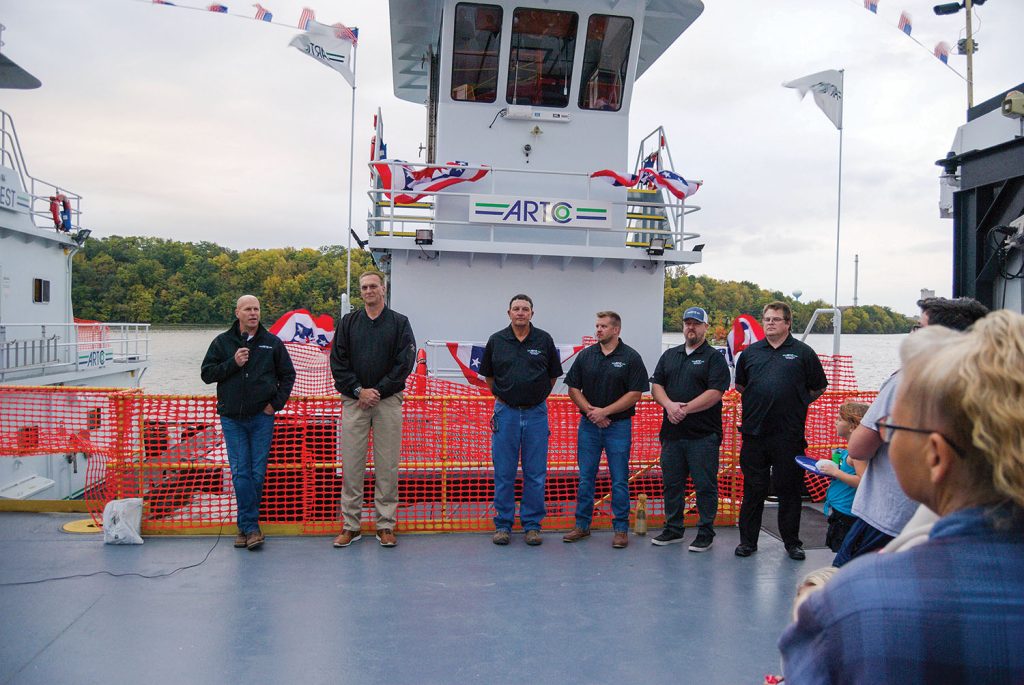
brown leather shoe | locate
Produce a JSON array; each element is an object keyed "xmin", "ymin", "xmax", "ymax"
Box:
[
  {"xmin": 612, "ymin": 531, "xmax": 629, "ymax": 549},
  {"xmin": 562, "ymin": 527, "xmax": 591, "ymax": 543},
  {"xmin": 332, "ymin": 529, "xmax": 363, "ymax": 547},
  {"xmin": 525, "ymin": 529, "xmax": 542, "ymax": 546},
  {"xmin": 245, "ymin": 530, "xmax": 265, "ymax": 550},
  {"xmin": 234, "ymin": 532, "xmax": 248, "ymax": 548},
  {"xmin": 376, "ymin": 528, "xmax": 397, "ymax": 547}
]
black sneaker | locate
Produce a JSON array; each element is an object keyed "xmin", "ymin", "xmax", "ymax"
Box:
[
  {"xmin": 651, "ymin": 529, "xmax": 685, "ymax": 546},
  {"xmin": 734, "ymin": 543, "xmax": 757, "ymax": 557},
  {"xmin": 688, "ymin": 532, "xmax": 714, "ymax": 552}
]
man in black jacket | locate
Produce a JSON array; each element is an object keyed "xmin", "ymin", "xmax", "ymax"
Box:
[
  {"xmin": 329, "ymin": 271, "xmax": 416, "ymax": 548},
  {"xmin": 201, "ymin": 295, "xmax": 295, "ymax": 551}
]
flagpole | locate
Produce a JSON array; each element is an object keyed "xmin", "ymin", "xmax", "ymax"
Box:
[
  {"xmin": 832, "ymin": 69, "xmax": 844, "ymax": 356},
  {"xmin": 344, "ymin": 42, "xmax": 357, "ymax": 315}
]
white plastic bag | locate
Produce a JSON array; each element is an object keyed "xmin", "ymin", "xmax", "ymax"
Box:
[{"xmin": 102, "ymin": 497, "xmax": 144, "ymax": 545}]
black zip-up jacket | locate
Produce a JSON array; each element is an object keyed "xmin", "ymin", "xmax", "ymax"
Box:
[
  {"xmin": 329, "ymin": 306, "xmax": 416, "ymax": 399},
  {"xmin": 201, "ymin": 321, "xmax": 296, "ymax": 417}
]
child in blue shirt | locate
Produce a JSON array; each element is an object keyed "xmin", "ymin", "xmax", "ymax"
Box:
[{"xmin": 819, "ymin": 402, "xmax": 869, "ymax": 552}]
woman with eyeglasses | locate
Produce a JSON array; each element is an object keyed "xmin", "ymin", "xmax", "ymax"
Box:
[{"xmin": 779, "ymin": 310, "xmax": 1024, "ymax": 684}]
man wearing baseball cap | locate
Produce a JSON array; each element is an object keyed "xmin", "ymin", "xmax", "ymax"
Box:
[{"xmin": 649, "ymin": 306, "xmax": 731, "ymax": 551}]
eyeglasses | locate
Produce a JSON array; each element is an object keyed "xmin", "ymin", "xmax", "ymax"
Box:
[
  {"xmin": 875, "ymin": 418, "xmax": 966, "ymax": 458},
  {"xmin": 762, "ymin": 317, "xmax": 787, "ymax": 323},
  {"xmin": 910, "ymin": 324, "xmax": 922, "ymax": 332}
]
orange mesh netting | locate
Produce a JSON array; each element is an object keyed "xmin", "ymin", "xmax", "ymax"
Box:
[{"xmin": 0, "ymin": 354, "xmax": 876, "ymax": 534}]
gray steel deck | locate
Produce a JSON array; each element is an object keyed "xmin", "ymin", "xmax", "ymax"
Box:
[{"xmin": 0, "ymin": 512, "xmax": 831, "ymax": 684}]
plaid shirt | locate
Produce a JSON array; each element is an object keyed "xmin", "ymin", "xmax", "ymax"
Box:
[{"xmin": 779, "ymin": 505, "xmax": 1024, "ymax": 684}]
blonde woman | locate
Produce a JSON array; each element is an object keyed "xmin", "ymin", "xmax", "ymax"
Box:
[{"xmin": 779, "ymin": 311, "xmax": 1024, "ymax": 684}]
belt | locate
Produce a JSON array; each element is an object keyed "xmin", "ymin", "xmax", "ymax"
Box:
[{"xmin": 500, "ymin": 400, "xmax": 541, "ymax": 410}]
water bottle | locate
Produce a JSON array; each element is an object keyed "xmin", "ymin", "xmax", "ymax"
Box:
[{"xmin": 634, "ymin": 493, "xmax": 648, "ymax": 536}]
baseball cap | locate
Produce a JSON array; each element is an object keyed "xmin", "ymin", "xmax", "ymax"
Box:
[{"xmin": 683, "ymin": 307, "xmax": 709, "ymax": 324}]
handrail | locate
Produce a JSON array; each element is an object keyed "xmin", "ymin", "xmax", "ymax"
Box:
[
  {"xmin": 0, "ymin": 322, "xmax": 151, "ymax": 381},
  {"xmin": 366, "ymin": 159, "xmax": 702, "ymax": 250},
  {"xmin": 801, "ymin": 307, "xmax": 842, "ymax": 355},
  {"xmin": 0, "ymin": 108, "xmax": 83, "ymax": 232}
]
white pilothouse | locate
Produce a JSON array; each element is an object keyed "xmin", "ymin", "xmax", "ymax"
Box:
[{"xmin": 370, "ymin": 0, "xmax": 706, "ymax": 377}]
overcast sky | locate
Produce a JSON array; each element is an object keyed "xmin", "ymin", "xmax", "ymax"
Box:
[{"xmin": 3, "ymin": 0, "xmax": 1022, "ymax": 314}]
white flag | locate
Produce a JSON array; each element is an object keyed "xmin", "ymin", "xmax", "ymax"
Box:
[
  {"xmin": 782, "ymin": 69, "xmax": 843, "ymax": 130},
  {"xmin": 289, "ymin": 20, "xmax": 356, "ymax": 87}
]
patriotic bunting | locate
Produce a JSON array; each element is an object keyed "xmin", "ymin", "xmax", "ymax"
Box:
[
  {"xmin": 726, "ymin": 314, "xmax": 764, "ymax": 367},
  {"xmin": 863, "ymin": 0, "xmax": 878, "ymax": 13},
  {"xmin": 268, "ymin": 309, "xmax": 335, "ymax": 350},
  {"xmin": 934, "ymin": 41, "xmax": 950, "ymax": 64},
  {"xmin": 373, "ymin": 161, "xmax": 491, "ymax": 205},
  {"xmin": 590, "ymin": 168, "xmax": 701, "ymax": 200},
  {"xmin": 208, "ymin": 4, "xmax": 228, "ymax": 12},
  {"xmin": 298, "ymin": 6, "xmax": 315, "ymax": 30},
  {"xmin": 253, "ymin": 3, "xmax": 272, "ymax": 21}
]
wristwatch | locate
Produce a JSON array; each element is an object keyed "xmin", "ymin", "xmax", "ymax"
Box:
[{"xmin": 353, "ymin": 386, "xmax": 363, "ymax": 397}]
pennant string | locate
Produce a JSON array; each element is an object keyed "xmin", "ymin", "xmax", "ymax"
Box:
[
  {"xmin": 843, "ymin": 0, "xmax": 966, "ymax": 81},
  {"xmin": 133, "ymin": 0, "xmax": 358, "ymax": 38}
]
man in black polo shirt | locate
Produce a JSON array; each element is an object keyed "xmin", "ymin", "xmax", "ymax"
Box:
[
  {"xmin": 329, "ymin": 271, "xmax": 416, "ymax": 548},
  {"xmin": 734, "ymin": 301, "xmax": 828, "ymax": 560},
  {"xmin": 562, "ymin": 311, "xmax": 649, "ymax": 549},
  {"xmin": 480, "ymin": 294, "xmax": 562, "ymax": 546},
  {"xmin": 650, "ymin": 306, "xmax": 731, "ymax": 551}
]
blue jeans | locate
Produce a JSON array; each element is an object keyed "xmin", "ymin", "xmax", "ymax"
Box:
[
  {"xmin": 220, "ymin": 412, "xmax": 275, "ymax": 534},
  {"xmin": 491, "ymin": 401, "xmax": 548, "ymax": 531},
  {"xmin": 575, "ymin": 417, "xmax": 632, "ymax": 532},
  {"xmin": 660, "ymin": 433, "xmax": 720, "ymax": 536}
]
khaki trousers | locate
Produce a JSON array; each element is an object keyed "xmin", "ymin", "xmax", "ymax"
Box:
[{"xmin": 340, "ymin": 393, "xmax": 403, "ymax": 531}]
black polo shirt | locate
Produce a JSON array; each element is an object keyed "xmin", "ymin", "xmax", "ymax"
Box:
[
  {"xmin": 480, "ymin": 324, "xmax": 562, "ymax": 407},
  {"xmin": 564, "ymin": 339, "xmax": 649, "ymax": 421},
  {"xmin": 734, "ymin": 334, "xmax": 828, "ymax": 439},
  {"xmin": 651, "ymin": 340, "xmax": 731, "ymax": 440}
]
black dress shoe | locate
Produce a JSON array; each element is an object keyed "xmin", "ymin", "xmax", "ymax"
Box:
[
  {"xmin": 734, "ymin": 544, "xmax": 757, "ymax": 557},
  {"xmin": 787, "ymin": 545, "xmax": 806, "ymax": 561}
]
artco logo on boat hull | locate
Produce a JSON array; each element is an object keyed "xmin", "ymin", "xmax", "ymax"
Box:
[{"xmin": 469, "ymin": 194, "xmax": 610, "ymax": 229}]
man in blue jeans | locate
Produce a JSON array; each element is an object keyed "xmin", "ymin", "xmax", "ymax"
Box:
[
  {"xmin": 563, "ymin": 311, "xmax": 648, "ymax": 548},
  {"xmin": 202, "ymin": 295, "xmax": 295, "ymax": 551},
  {"xmin": 650, "ymin": 306, "xmax": 731, "ymax": 551},
  {"xmin": 480, "ymin": 294, "xmax": 562, "ymax": 546}
]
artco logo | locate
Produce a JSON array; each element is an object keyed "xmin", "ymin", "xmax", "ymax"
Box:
[{"xmin": 470, "ymin": 194, "xmax": 611, "ymax": 229}]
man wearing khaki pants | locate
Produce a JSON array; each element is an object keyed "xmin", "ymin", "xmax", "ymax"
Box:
[{"xmin": 329, "ymin": 271, "xmax": 416, "ymax": 547}]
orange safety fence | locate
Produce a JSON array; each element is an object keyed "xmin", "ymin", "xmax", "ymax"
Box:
[{"xmin": 0, "ymin": 355, "xmax": 875, "ymax": 534}]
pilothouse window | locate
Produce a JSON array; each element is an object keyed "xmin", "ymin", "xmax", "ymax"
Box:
[
  {"xmin": 579, "ymin": 15, "xmax": 633, "ymax": 112},
  {"xmin": 506, "ymin": 8, "xmax": 578, "ymax": 108},
  {"xmin": 451, "ymin": 3, "xmax": 502, "ymax": 103}
]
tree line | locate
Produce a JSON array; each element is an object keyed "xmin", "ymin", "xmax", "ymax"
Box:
[
  {"xmin": 664, "ymin": 269, "xmax": 914, "ymax": 336},
  {"xmin": 72, "ymin": 236, "xmax": 914, "ymax": 333}
]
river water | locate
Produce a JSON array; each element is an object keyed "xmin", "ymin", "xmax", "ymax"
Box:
[{"xmin": 143, "ymin": 327, "xmax": 903, "ymax": 396}]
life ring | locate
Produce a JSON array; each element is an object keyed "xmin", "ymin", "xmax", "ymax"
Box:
[{"xmin": 49, "ymin": 194, "xmax": 71, "ymax": 231}]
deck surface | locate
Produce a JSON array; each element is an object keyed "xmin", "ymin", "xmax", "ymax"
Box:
[{"xmin": 0, "ymin": 512, "xmax": 832, "ymax": 684}]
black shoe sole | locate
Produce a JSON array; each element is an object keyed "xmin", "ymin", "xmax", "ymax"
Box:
[{"xmin": 651, "ymin": 536, "xmax": 685, "ymax": 546}]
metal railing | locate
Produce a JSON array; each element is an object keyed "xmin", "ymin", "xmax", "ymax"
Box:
[
  {"xmin": 367, "ymin": 160, "xmax": 701, "ymax": 250},
  {"xmin": 0, "ymin": 108, "xmax": 82, "ymax": 232},
  {"xmin": 0, "ymin": 322, "xmax": 150, "ymax": 381}
]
